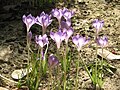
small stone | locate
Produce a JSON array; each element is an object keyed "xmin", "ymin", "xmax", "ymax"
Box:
[
  {"xmin": 11, "ymin": 68, "xmax": 32, "ymax": 80},
  {"xmin": 97, "ymin": 49, "xmax": 120, "ymax": 60}
]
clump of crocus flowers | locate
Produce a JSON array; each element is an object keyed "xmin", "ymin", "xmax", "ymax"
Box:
[
  {"xmin": 92, "ymin": 19, "xmax": 108, "ymax": 89},
  {"xmin": 22, "ymin": 7, "xmax": 109, "ymax": 90}
]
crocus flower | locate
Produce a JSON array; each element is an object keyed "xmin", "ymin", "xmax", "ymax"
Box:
[
  {"xmin": 63, "ymin": 27, "xmax": 73, "ymax": 43},
  {"xmin": 62, "ymin": 7, "xmax": 74, "ymax": 20},
  {"xmin": 36, "ymin": 12, "xmax": 52, "ymax": 33},
  {"xmin": 51, "ymin": 8, "xmax": 63, "ymax": 27},
  {"xmin": 22, "ymin": 14, "xmax": 35, "ymax": 32},
  {"xmin": 61, "ymin": 20, "xmax": 71, "ymax": 29},
  {"xmin": 35, "ymin": 34, "xmax": 49, "ymax": 47},
  {"xmin": 51, "ymin": 8, "xmax": 63, "ymax": 22},
  {"xmin": 48, "ymin": 54, "xmax": 59, "ymax": 68},
  {"xmin": 72, "ymin": 35, "xmax": 90, "ymax": 51},
  {"xmin": 96, "ymin": 36, "xmax": 108, "ymax": 47},
  {"xmin": 93, "ymin": 19, "xmax": 104, "ymax": 33},
  {"xmin": 50, "ymin": 30, "xmax": 66, "ymax": 49}
]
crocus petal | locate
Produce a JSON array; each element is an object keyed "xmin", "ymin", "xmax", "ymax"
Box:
[
  {"xmin": 66, "ymin": 19, "xmax": 71, "ymax": 27},
  {"xmin": 67, "ymin": 28, "xmax": 73, "ymax": 38},
  {"xmin": 61, "ymin": 21, "xmax": 69, "ymax": 29},
  {"xmin": 54, "ymin": 32, "xmax": 61, "ymax": 49},
  {"xmin": 72, "ymin": 36, "xmax": 79, "ymax": 46},
  {"xmin": 38, "ymin": 35, "xmax": 42, "ymax": 40},
  {"xmin": 42, "ymin": 34, "xmax": 49, "ymax": 45},
  {"xmin": 35, "ymin": 16, "xmax": 42, "ymax": 26},
  {"xmin": 22, "ymin": 15, "xmax": 26, "ymax": 22},
  {"xmin": 84, "ymin": 37, "xmax": 90, "ymax": 45},
  {"xmin": 78, "ymin": 37, "xmax": 85, "ymax": 45},
  {"xmin": 61, "ymin": 20, "xmax": 71, "ymax": 29},
  {"xmin": 50, "ymin": 31, "xmax": 55, "ymax": 40},
  {"xmin": 61, "ymin": 32, "xmax": 67, "ymax": 41},
  {"xmin": 42, "ymin": 15, "xmax": 48, "ymax": 27},
  {"xmin": 38, "ymin": 40, "xmax": 44, "ymax": 47},
  {"xmin": 64, "ymin": 28, "xmax": 73, "ymax": 43}
]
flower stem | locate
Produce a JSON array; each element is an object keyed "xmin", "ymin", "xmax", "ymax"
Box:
[
  {"xmin": 63, "ymin": 72, "xmax": 66, "ymax": 90},
  {"xmin": 99, "ymin": 47, "xmax": 104, "ymax": 88},
  {"xmin": 56, "ymin": 49, "xmax": 61, "ymax": 89},
  {"xmin": 58, "ymin": 19, "xmax": 61, "ymax": 28},
  {"xmin": 95, "ymin": 30, "xmax": 98, "ymax": 89},
  {"xmin": 75, "ymin": 51, "xmax": 80, "ymax": 90},
  {"xmin": 95, "ymin": 48, "xmax": 98, "ymax": 88},
  {"xmin": 63, "ymin": 43, "xmax": 68, "ymax": 90},
  {"xmin": 26, "ymin": 30, "xmax": 30, "ymax": 86}
]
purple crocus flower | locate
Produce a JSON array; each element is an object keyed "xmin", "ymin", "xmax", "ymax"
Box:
[
  {"xmin": 93, "ymin": 19, "xmax": 104, "ymax": 33},
  {"xmin": 72, "ymin": 35, "xmax": 90, "ymax": 51},
  {"xmin": 50, "ymin": 30, "xmax": 66, "ymax": 49},
  {"xmin": 35, "ymin": 34, "xmax": 49, "ymax": 47},
  {"xmin": 96, "ymin": 36, "xmax": 108, "ymax": 47},
  {"xmin": 22, "ymin": 14, "xmax": 35, "ymax": 32},
  {"xmin": 63, "ymin": 27, "xmax": 73, "ymax": 43},
  {"xmin": 51, "ymin": 8, "xmax": 63, "ymax": 21},
  {"xmin": 48, "ymin": 54, "xmax": 59, "ymax": 68},
  {"xmin": 62, "ymin": 7, "xmax": 74, "ymax": 20},
  {"xmin": 51, "ymin": 8, "xmax": 63, "ymax": 27},
  {"xmin": 61, "ymin": 20, "xmax": 71, "ymax": 29},
  {"xmin": 36, "ymin": 12, "xmax": 52, "ymax": 33}
]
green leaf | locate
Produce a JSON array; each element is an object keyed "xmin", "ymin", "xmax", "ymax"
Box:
[{"xmin": 106, "ymin": 68, "xmax": 114, "ymax": 74}]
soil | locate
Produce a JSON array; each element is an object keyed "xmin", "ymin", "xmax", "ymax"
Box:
[{"xmin": 0, "ymin": 0, "xmax": 120, "ymax": 90}]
